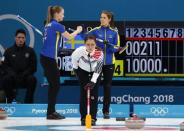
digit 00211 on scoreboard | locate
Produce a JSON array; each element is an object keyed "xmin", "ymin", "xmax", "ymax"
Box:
[{"xmin": 123, "ymin": 22, "xmax": 184, "ymax": 80}]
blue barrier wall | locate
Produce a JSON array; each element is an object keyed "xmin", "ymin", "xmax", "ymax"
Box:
[
  {"xmin": 1, "ymin": 0, "xmax": 184, "ymax": 103},
  {"xmin": 34, "ymin": 85, "xmax": 184, "ymax": 104}
]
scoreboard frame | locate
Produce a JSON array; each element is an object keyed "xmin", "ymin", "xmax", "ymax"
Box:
[
  {"xmin": 124, "ymin": 21, "xmax": 184, "ymax": 78},
  {"xmin": 58, "ymin": 21, "xmax": 184, "ymax": 83}
]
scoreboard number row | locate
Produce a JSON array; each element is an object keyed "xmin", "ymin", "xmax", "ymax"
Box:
[{"xmin": 126, "ymin": 28, "xmax": 184, "ymax": 38}]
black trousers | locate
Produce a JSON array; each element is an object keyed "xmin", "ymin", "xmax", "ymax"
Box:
[
  {"xmin": 102, "ymin": 64, "xmax": 114, "ymax": 114},
  {"xmin": 77, "ymin": 68, "xmax": 101, "ymax": 121},
  {"xmin": 40, "ymin": 55, "xmax": 60, "ymax": 115},
  {"xmin": 3, "ymin": 74, "xmax": 36, "ymax": 103},
  {"xmin": 0, "ymin": 65, "xmax": 4, "ymax": 90}
]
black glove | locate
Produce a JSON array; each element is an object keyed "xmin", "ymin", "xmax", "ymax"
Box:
[
  {"xmin": 84, "ymin": 81, "xmax": 95, "ymax": 90},
  {"xmin": 103, "ymin": 40, "xmax": 108, "ymax": 45},
  {"xmin": 73, "ymin": 68, "xmax": 79, "ymax": 77}
]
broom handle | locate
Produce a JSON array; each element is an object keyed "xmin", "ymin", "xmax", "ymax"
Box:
[
  {"xmin": 87, "ymin": 87, "xmax": 90, "ymax": 114},
  {"xmin": 87, "ymin": 53, "xmax": 92, "ymax": 115},
  {"xmin": 85, "ymin": 54, "xmax": 92, "ymax": 128}
]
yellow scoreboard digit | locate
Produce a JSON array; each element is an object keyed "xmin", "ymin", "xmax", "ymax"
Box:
[{"xmin": 113, "ymin": 60, "xmax": 123, "ymax": 76}]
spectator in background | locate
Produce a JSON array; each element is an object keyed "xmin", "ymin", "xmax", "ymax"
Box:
[
  {"xmin": 0, "ymin": 58, "xmax": 5, "ymax": 103},
  {"xmin": 0, "ymin": 58, "xmax": 5, "ymax": 89},
  {"xmin": 3, "ymin": 29, "xmax": 37, "ymax": 103}
]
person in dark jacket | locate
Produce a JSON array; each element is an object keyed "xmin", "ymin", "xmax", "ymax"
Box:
[
  {"xmin": 0, "ymin": 60, "xmax": 6, "ymax": 103},
  {"xmin": 3, "ymin": 29, "xmax": 37, "ymax": 103},
  {"xmin": 0, "ymin": 58, "xmax": 3, "ymax": 84},
  {"xmin": 0, "ymin": 59, "xmax": 5, "ymax": 90}
]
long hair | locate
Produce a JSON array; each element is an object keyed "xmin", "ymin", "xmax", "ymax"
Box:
[
  {"xmin": 101, "ymin": 10, "xmax": 115, "ymax": 28},
  {"xmin": 46, "ymin": 5, "xmax": 63, "ymax": 25}
]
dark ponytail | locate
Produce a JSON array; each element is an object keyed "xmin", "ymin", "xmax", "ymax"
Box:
[{"xmin": 101, "ymin": 10, "xmax": 115, "ymax": 28}]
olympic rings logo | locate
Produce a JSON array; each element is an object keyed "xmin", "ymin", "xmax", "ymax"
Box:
[
  {"xmin": 150, "ymin": 107, "xmax": 169, "ymax": 116},
  {"xmin": 2, "ymin": 106, "xmax": 16, "ymax": 115},
  {"xmin": 97, "ymin": 107, "xmax": 112, "ymax": 116}
]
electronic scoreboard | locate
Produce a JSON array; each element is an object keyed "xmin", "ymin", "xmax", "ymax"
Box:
[
  {"xmin": 124, "ymin": 22, "xmax": 184, "ymax": 81},
  {"xmin": 58, "ymin": 21, "xmax": 184, "ymax": 82}
]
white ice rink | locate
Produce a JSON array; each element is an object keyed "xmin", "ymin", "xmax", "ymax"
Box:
[{"xmin": 0, "ymin": 117, "xmax": 183, "ymax": 131}]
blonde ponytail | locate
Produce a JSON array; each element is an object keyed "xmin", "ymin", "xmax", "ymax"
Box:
[{"xmin": 46, "ymin": 5, "xmax": 63, "ymax": 25}]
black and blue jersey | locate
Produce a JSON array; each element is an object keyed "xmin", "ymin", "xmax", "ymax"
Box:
[
  {"xmin": 41, "ymin": 19, "xmax": 65, "ymax": 59},
  {"xmin": 88, "ymin": 26, "xmax": 120, "ymax": 65}
]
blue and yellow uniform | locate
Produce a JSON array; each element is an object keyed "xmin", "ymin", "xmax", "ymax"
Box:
[
  {"xmin": 88, "ymin": 26, "xmax": 120, "ymax": 117},
  {"xmin": 88, "ymin": 26, "xmax": 120, "ymax": 65},
  {"xmin": 40, "ymin": 19, "xmax": 66, "ymax": 118},
  {"xmin": 41, "ymin": 19, "xmax": 65, "ymax": 59}
]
